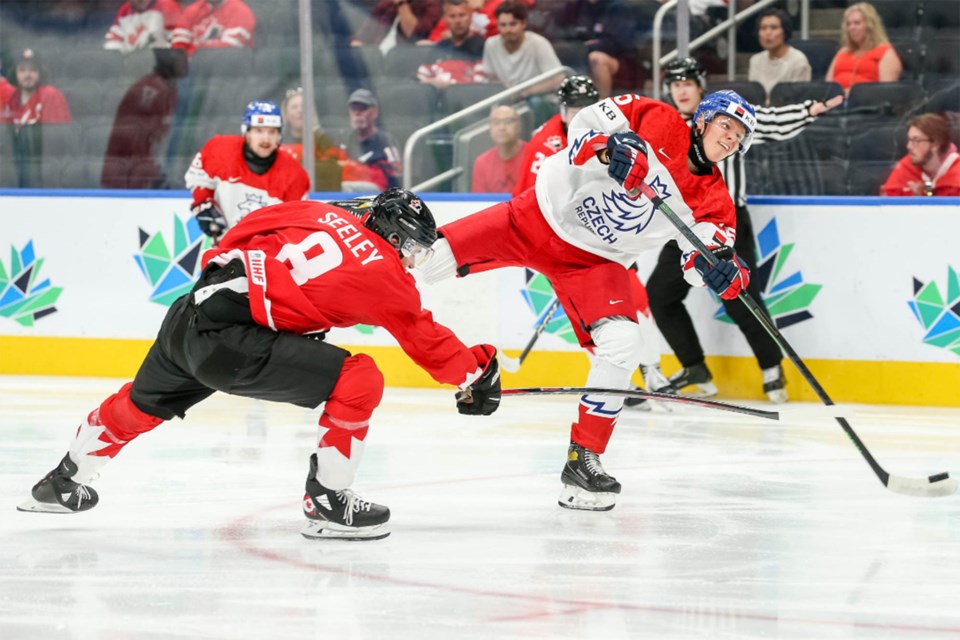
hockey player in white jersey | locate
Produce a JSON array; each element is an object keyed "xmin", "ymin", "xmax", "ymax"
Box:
[
  {"xmin": 186, "ymin": 100, "xmax": 310, "ymax": 239},
  {"xmin": 421, "ymin": 90, "xmax": 756, "ymax": 511}
]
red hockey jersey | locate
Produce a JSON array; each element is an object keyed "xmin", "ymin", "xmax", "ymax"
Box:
[
  {"xmin": 185, "ymin": 135, "xmax": 310, "ymax": 229},
  {"xmin": 202, "ymin": 201, "xmax": 484, "ymax": 387},
  {"xmin": 511, "ymin": 113, "xmax": 567, "ymax": 196},
  {"xmin": 0, "ymin": 85, "xmax": 72, "ymax": 128},
  {"xmin": 170, "ymin": 0, "xmax": 255, "ymax": 55},
  {"xmin": 104, "ymin": 0, "xmax": 182, "ymax": 53}
]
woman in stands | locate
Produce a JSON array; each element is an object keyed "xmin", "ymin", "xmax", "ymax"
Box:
[{"xmin": 825, "ymin": 2, "xmax": 901, "ymax": 94}]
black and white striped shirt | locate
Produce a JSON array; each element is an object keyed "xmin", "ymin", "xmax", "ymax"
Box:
[{"xmin": 686, "ymin": 100, "xmax": 818, "ymax": 206}]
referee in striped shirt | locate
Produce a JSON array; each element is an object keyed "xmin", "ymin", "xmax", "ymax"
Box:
[{"xmin": 642, "ymin": 57, "xmax": 842, "ymax": 403}]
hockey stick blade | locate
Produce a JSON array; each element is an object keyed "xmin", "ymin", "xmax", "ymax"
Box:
[
  {"xmin": 886, "ymin": 473, "xmax": 959, "ymax": 498},
  {"xmin": 638, "ymin": 181, "xmax": 956, "ymax": 498},
  {"xmin": 503, "ymin": 387, "xmax": 778, "ymax": 421}
]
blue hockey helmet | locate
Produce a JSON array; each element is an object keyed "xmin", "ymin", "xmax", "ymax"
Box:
[
  {"xmin": 693, "ymin": 90, "xmax": 757, "ymax": 153},
  {"xmin": 241, "ymin": 100, "xmax": 283, "ymax": 133}
]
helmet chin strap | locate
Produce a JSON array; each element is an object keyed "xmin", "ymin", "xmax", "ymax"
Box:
[{"xmin": 687, "ymin": 124, "xmax": 715, "ymax": 175}]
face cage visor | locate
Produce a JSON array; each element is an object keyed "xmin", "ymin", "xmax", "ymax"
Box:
[{"xmin": 400, "ymin": 236, "xmax": 435, "ymax": 268}]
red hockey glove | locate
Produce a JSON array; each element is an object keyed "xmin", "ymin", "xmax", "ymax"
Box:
[
  {"xmin": 456, "ymin": 344, "xmax": 501, "ymax": 416},
  {"xmin": 693, "ymin": 246, "xmax": 750, "ymax": 300},
  {"xmin": 606, "ymin": 132, "xmax": 649, "ymax": 195},
  {"xmin": 192, "ymin": 199, "xmax": 227, "ymax": 238}
]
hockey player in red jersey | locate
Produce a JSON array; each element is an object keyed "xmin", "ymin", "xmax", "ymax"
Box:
[
  {"xmin": 19, "ymin": 189, "xmax": 501, "ymax": 541},
  {"xmin": 511, "ymin": 75, "xmax": 598, "ymax": 197},
  {"xmin": 170, "ymin": 0, "xmax": 255, "ymax": 55},
  {"xmin": 420, "ymin": 90, "xmax": 756, "ymax": 511},
  {"xmin": 186, "ymin": 100, "xmax": 310, "ymax": 240}
]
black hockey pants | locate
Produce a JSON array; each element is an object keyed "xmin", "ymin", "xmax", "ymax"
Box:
[
  {"xmin": 646, "ymin": 205, "xmax": 783, "ymax": 371},
  {"xmin": 129, "ymin": 260, "xmax": 349, "ymax": 420}
]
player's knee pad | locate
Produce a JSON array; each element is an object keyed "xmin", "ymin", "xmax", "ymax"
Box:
[
  {"xmin": 589, "ymin": 317, "xmax": 645, "ymax": 372},
  {"xmin": 417, "ymin": 237, "xmax": 458, "ymax": 285},
  {"xmin": 99, "ymin": 382, "xmax": 164, "ymax": 440},
  {"xmin": 324, "ymin": 354, "xmax": 384, "ymax": 423}
]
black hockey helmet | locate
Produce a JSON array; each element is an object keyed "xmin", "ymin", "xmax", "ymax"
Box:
[
  {"xmin": 363, "ymin": 188, "xmax": 438, "ymax": 264},
  {"xmin": 662, "ymin": 57, "xmax": 707, "ymax": 96},
  {"xmin": 558, "ymin": 75, "xmax": 599, "ymax": 108}
]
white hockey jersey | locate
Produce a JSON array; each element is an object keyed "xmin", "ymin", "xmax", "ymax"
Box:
[{"xmin": 534, "ymin": 94, "xmax": 737, "ymax": 285}]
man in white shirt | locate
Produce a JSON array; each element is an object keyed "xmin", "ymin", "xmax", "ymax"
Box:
[
  {"xmin": 748, "ymin": 9, "xmax": 812, "ymax": 103},
  {"xmin": 480, "ymin": 1, "xmax": 564, "ymax": 98}
]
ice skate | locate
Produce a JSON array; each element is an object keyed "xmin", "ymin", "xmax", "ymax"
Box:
[
  {"xmin": 301, "ymin": 454, "xmax": 390, "ymax": 541},
  {"xmin": 669, "ymin": 363, "xmax": 718, "ymax": 398},
  {"xmin": 18, "ymin": 454, "xmax": 99, "ymax": 514},
  {"xmin": 624, "ymin": 364, "xmax": 677, "ymax": 409},
  {"xmin": 762, "ymin": 365, "xmax": 788, "ymax": 404},
  {"xmin": 558, "ymin": 443, "xmax": 620, "ymax": 511}
]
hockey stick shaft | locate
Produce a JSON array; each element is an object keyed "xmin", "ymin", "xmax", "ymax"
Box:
[
  {"xmin": 503, "ymin": 387, "xmax": 778, "ymax": 420},
  {"xmin": 517, "ymin": 297, "xmax": 562, "ymax": 365},
  {"xmin": 637, "ymin": 182, "xmax": 956, "ymax": 496}
]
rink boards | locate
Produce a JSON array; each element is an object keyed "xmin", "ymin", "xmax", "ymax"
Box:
[{"xmin": 0, "ymin": 191, "xmax": 957, "ymax": 405}]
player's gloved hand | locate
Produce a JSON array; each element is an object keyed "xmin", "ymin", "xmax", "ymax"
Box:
[
  {"xmin": 693, "ymin": 245, "xmax": 750, "ymax": 300},
  {"xmin": 456, "ymin": 344, "xmax": 501, "ymax": 416},
  {"xmin": 192, "ymin": 199, "xmax": 227, "ymax": 238},
  {"xmin": 605, "ymin": 132, "xmax": 649, "ymax": 195}
]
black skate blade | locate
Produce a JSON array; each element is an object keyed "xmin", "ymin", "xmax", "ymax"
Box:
[{"xmin": 300, "ymin": 519, "xmax": 391, "ymax": 541}]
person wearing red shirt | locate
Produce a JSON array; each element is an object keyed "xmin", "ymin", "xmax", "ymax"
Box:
[
  {"xmin": 170, "ymin": 0, "xmax": 256, "ymax": 55},
  {"xmin": 512, "ymin": 75, "xmax": 598, "ymax": 196},
  {"xmin": 882, "ymin": 113, "xmax": 960, "ymax": 196},
  {"xmin": 471, "ymin": 104, "xmax": 527, "ymax": 192},
  {"xmin": 104, "ymin": 0, "xmax": 182, "ymax": 53},
  {"xmin": 19, "ymin": 190, "xmax": 502, "ymax": 542},
  {"xmin": 0, "ymin": 61, "xmax": 15, "ymax": 106},
  {"xmin": 0, "ymin": 49, "xmax": 71, "ymax": 128},
  {"xmin": 825, "ymin": 2, "xmax": 901, "ymax": 94},
  {"xmin": 186, "ymin": 101, "xmax": 310, "ymax": 239}
]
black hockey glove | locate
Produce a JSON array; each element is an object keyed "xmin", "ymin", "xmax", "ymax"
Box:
[
  {"xmin": 692, "ymin": 245, "xmax": 750, "ymax": 301},
  {"xmin": 192, "ymin": 199, "xmax": 227, "ymax": 238},
  {"xmin": 456, "ymin": 345, "xmax": 501, "ymax": 416},
  {"xmin": 605, "ymin": 132, "xmax": 649, "ymax": 194}
]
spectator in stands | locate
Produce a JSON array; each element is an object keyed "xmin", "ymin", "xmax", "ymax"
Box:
[
  {"xmin": 481, "ymin": 1, "xmax": 564, "ymax": 99},
  {"xmin": 353, "ymin": 0, "xmax": 442, "ymax": 54},
  {"xmin": 170, "ymin": 0, "xmax": 256, "ymax": 55},
  {"xmin": 512, "ymin": 75, "xmax": 597, "ymax": 196},
  {"xmin": 549, "ymin": 0, "xmax": 638, "ymax": 100},
  {"xmin": 0, "ymin": 60, "xmax": 15, "ymax": 106},
  {"xmin": 748, "ymin": 8, "xmax": 811, "ymax": 103},
  {"xmin": 102, "ymin": 48, "xmax": 187, "ymax": 189},
  {"xmin": 881, "ymin": 113, "xmax": 960, "ymax": 196},
  {"xmin": 416, "ymin": 0, "xmax": 487, "ymax": 89},
  {"xmin": 426, "ymin": 0, "xmax": 528, "ymax": 42},
  {"xmin": 0, "ymin": 48, "xmax": 72, "ymax": 128},
  {"xmin": 279, "ymin": 87, "xmax": 347, "ymax": 192},
  {"xmin": 343, "ymin": 89, "xmax": 403, "ymax": 191},
  {"xmin": 185, "ymin": 101, "xmax": 310, "ymax": 238},
  {"xmin": 825, "ymin": 2, "xmax": 901, "ymax": 95},
  {"xmin": 471, "ymin": 104, "xmax": 527, "ymax": 192},
  {"xmin": 104, "ymin": 0, "xmax": 182, "ymax": 53}
]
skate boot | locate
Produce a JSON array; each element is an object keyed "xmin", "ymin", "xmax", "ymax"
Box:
[
  {"xmin": 624, "ymin": 364, "xmax": 678, "ymax": 409},
  {"xmin": 17, "ymin": 454, "xmax": 99, "ymax": 513},
  {"xmin": 301, "ymin": 454, "xmax": 390, "ymax": 541},
  {"xmin": 669, "ymin": 363, "xmax": 718, "ymax": 398},
  {"xmin": 762, "ymin": 365, "xmax": 788, "ymax": 404},
  {"xmin": 558, "ymin": 442, "xmax": 621, "ymax": 511}
]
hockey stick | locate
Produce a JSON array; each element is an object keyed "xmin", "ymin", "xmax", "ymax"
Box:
[
  {"xmin": 499, "ymin": 297, "xmax": 562, "ymax": 373},
  {"xmin": 503, "ymin": 387, "xmax": 778, "ymax": 420},
  {"xmin": 635, "ymin": 181, "xmax": 957, "ymax": 498}
]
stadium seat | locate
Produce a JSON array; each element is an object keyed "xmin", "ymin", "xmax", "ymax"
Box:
[
  {"xmin": 58, "ymin": 50, "xmax": 124, "ymax": 82},
  {"xmin": 847, "ymin": 161, "xmax": 896, "ymax": 196},
  {"xmin": 376, "ymin": 82, "xmax": 438, "ymax": 127},
  {"xmin": 922, "ymin": 1, "xmax": 960, "ymax": 30},
  {"xmin": 439, "ymin": 83, "xmax": 507, "ymax": 117},
  {"xmin": 870, "ymin": 0, "xmax": 920, "ymax": 38},
  {"xmin": 190, "ymin": 48, "xmax": 255, "ymax": 78},
  {"xmin": 122, "ymin": 50, "xmax": 157, "ymax": 80},
  {"xmin": 926, "ymin": 37, "xmax": 960, "ymax": 81},
  {"xmin": 0, "ymin": 126, "xmax": 17, "ymax": 188},
  {"xmin": 313, "ymin": 81, "xmax": 351, "ymax": 118},
  {"xmin": 254, "ymin": 47, "xmax": 301, "ymax": 80},
  {"xmin": 708, "ymin": 80, "xmax": 765, "ymax": 106},
  {"xmin": 791, "ymin": 39, "xmax": 839, "ymax": 81},
  {"xmin": 891, "ymin": 39, "xmax": 924, "ymax": 82},
  {"xmin": 846, "ymin": 82, "xmax": 925, "ymax": 117},
  {"xmin": 318, "ymin": 46, "xmax": 384, "ymax": 85},
  {"xmin": 768, "ymin": 81, "xmax": 844, "ymax": 107},
  {"xmin": 848, "ymin": 125, "xmax": 905, "ymax": 164},
  {"xmin": 40, "ymin": 123, "xmax": 82, "ymax": 159},
  {"xmin": 551, "ymin": 41, "xmax": 589, "ymax": 75},
  {"xmin": 383, "ymin": 45, "xmax": 438, "ymax": 80}
]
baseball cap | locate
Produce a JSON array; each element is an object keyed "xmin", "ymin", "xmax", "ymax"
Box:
[
  {"xmin": 348, "ymin": 88, "xmax": 378, "ymax": 109},
  {"xmin": 16, "ymin": 48, "xmax": 41, "ymax": 69}
]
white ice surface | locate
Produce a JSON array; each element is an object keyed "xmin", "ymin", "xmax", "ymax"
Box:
[{"xmin": 2, "ymin": 376, "xmax": 960, "ymax": 639}]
